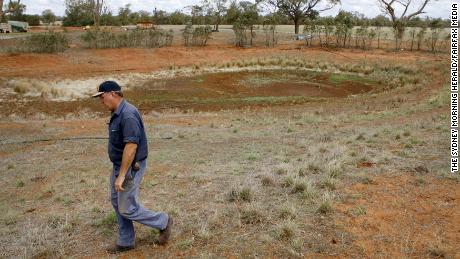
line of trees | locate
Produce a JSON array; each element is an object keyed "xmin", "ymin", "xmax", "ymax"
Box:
[
  {"xmin": 2, "ymin": 0, "xmax": 450, "ymax": 51},
  {"xmin": 2, "ymin": 0, "xmax": 450, "ymax": 30}
]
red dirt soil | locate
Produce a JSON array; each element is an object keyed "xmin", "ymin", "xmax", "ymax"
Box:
[
  {"xmin": 0, "ymin": 45, "xmax": 438, "ymax": 80},
  {"xmin": 337, "ymin": 173, "xmax": 460, "ymax": 258}
]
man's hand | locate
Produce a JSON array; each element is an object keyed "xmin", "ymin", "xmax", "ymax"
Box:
[
  {"xmin": 115, "ymin": 175, "xmax": 126, "ymax": 192},
  {"xmin": 115, "ymin": 142, "xmax": 138, "ymax": 192}
]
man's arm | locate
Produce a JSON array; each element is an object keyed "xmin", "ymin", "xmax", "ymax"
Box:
[{"xmin": 114, "ymin": 142, "xmax": 137, "ymax": 192}]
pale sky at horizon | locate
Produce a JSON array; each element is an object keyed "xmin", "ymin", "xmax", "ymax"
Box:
[{"xmin": 21, "ymin": 0, "xmax": 450, "ymax": 19}]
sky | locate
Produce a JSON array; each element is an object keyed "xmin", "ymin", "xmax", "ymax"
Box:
[{"xmin": 21, "ymin": 0, "xmax": 450, "ymax": 19}]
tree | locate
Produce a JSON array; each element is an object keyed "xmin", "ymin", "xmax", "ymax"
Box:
[
  {"xmin": 42, "ymin": 9, "xmax": 56, "ymax": 25},
  {"xmin": 377, "ymin": 0, "xmax": 433, "ymax": 50},
  {"xmin": 334, "ymin": 10, "xmax": 354, "ymax": 47},
  {"xmin": 230, "ymin": 1, "xmax": 259, "ymax": 47},
  {"xmin": 372, "ymin": 15, "xmax": 388, "ymax": 49},
  {"xmin": 63, "ymin": 0, "xmax": 93, "ymax": 26},
  {"xmin": 262, "ymin": 0, "xmax": 340, "ymax": 34},
  {"xmin": 87, "ymin": 0, "xmax": 106, "ymax": 29},
  {"xmin": 169, "ymin": 10, "xmax": 188, "ymax": 25},
  {"xmin": 24, "ymin": 14, "xmax": 40, "ymax": 25},
  {"xmin": 1, "ymin": 0, "xmax": 25, "ymax": 21},
  {"xmin": 118, "ymin": 4, "xmax": 132, "ymax": 25},
  {"xmin": 427, "ymin": 18, "xmax": 442, "ymax": 52},
  {"xmin": 138, "ymin": 10, "xmax": 151, "ymax": 22},
  {"xmin": 202, "ymin": 0, "xmax": 228, "ymax": 31}
]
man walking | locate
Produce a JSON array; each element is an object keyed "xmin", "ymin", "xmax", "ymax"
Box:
[{"xmin": 92, "ymin": 81, "xmax": 173, "ymax": 253}]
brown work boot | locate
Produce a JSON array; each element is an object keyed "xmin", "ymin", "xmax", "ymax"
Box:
[
  {"xmin": 158, "ymin": 216, "xmax": 173, "ymax": 245},
  {"xmin": 106, "ymin": 244, "xmax": 134, "ymax": 254}
]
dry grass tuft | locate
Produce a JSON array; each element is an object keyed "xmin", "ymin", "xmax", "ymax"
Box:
[
  {"xmin": 317, "ymin": 192, "xmax": 334, "ymax": 214},
  {"xmin": 227, "ymin": 186, "xmax": 252, "ymax": 202}
]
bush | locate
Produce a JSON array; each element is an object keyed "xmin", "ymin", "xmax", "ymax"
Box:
[
  {"xmin": 14, "ymin": 31, "xmax": 69, "ymax": 53},
  {"xmin": 82, "ymin": 28, "xmax": 174, "ymax": 49},
  {"xmin": 183, "ymin": 24, "xmax": 212, "ymax": 47}
]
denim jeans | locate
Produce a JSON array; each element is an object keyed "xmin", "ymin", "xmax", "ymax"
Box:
[{"xmin": 110, "ymin": 159, "xmax": 169, "ymax": 247}]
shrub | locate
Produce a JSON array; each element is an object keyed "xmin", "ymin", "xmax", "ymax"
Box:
[
  {"xmin": 227, "ymin": 187, "xmax": 252, "ymax": 202},
  {"xmin": 317, "ymin": 193, "xmax": 333, "ymax": 214},
  {"xmin": 82, "ymin": 28, "xmax": 173, "ymax": 49},
  {"xmin": 14, "ymin": 31, "xmax": 69, "ymax": 53},
  {"xmin": 275, "ymin": 221, "xmax": 297, "ymax": 240},
  {"xmin": 292, "ymin": 180, "xmax": 307, "ymax": 193},
  {"xmin": 240, "ymin": 208, "xmax": 264, "ymax": 224},
  {"xmin": 282, "ymin": 176, "xmax": 294, "ymax": 188},
  {"xmin": 261, "ymin": 175, "xmax": 275, "ymax": 186}
]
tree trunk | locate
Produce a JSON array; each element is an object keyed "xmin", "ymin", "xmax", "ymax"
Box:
[
  {"xmin": 294, "ymin": 17, "xmax": 300, "ymax": 34},
  {"xmin": 250, "ymin": 25, "xmax": 253, "ymax": 46},
  {"xmin": 410, "ymin": 29, "xmax": 415, "ymax": 51},
  {"xmin": 0, "ymin": 0, "xmax": 3, "ymax": 22}
]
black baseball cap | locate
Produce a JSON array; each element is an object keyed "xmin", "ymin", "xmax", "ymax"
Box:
[{"xmin": 92, "ymin": 81, "xmax": 122, "ymax": 97}]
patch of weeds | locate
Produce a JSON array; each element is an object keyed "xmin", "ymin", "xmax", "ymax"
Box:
[
  {"xmin": 63, "ymin": 222, "xmax": 74, "ymax": 232},
  {"xmin": 328, "ymin": 166, "xmax": 342, "ymax": 179},
  {"xmin": 275, "ymin": 221, "xmax": 297, "ymax": 240},
  {"xmin": 261, "ymin": 175, "xmax": 275, "ymax": 186},
  {"xmin": 282, "ymin": 176, "xmax": 294, "ymax": 188},
  {"xmin": 320, "ymin": 177, "xmax": 337, "ymax": 191},
  {"xmin": 404, "ymin": 143, "xmax": 413, "ymax": 149},
  {"xmin": 397, "ymin": 150, "xmax": 409, "ymax": 158},
  {"xmin": 395, "ymin": 134, "xmax": 401, "ymax": 140},
  {"xmin": 403, "ymin": 130, "xmax": 411, "ymax": 137},
  {"xmin": 16, "ymin": 180, "xmax": 25, "ymax": 188},
  {"xmin": 414, "ymin": 177, "xmax": 426, "ymax": 186},
  {"xmin": 93, "ymin": 211, "xmax": 117, "ymax": 231},
  {"xmin": 247, "ymin": 154, "xmax": 257, "ymax": 161},
  {"xmin": 300, "ymin": 187, "xmax": 318, "ymax": 201},
  {"xmin": 359, "ymin": 176, "xmax": 374, "ymax": 184},
  {"xmin": 427, "ymin": 246, "xmax": 447, "ymax": 258},
  {"xmin": 2, "ymin": 209, "xmax": 19, "ymax": 225},
  {"xmin": 62, "ymin": 197, "xmax": 74, "ymax": 206},
  {"xmin": 149, "ymin": 228, "xmax": 160, "ymax": 239},
  {"xmin": 307, "ymin": 162, "xmax": 323, "ymax": 174},
  {"xmin": 8, "ymin": 164, "xmax": 15, "ymax": 170},
  {"xmin": 92, "ymin": 207, "xmax": 102, "ymax": 213},
  {"xmin": 440, "ymin": 171, "xmax": 460, "ymax": 182},
  {"xmin": 317, "ymin": 193, "xmax": 334, "ymax": 214},
  {"xmin": 292, "ymin": 180, "xmax": 307, "ymax": 193},
  {"xmin": 287, "ymin": 127, "xmax": 294, "ymax": 133},
  {"xmin": 279, "ymin": 205, "xmax": 296, "ymax": 220},
  {"xmin": 48, "ymin": 215, "xmax": 65, "ymax": 229},
  {"xmin": 349, "ymin": 151, "xmax": 357, "ymax": 157},
  {"xmin": 318, "ymin": 134, "xmax": 332, "ymax": 142},
  {"xmin": 177, "ymin": 238, "xmax": 194, "ymax": 250},
  {"xmin": 356, "ymin": 133, "xmax": 366, "ymax": 141},
  {"xmin": 233, "ymin": 128, "xmax": 238, "ymax": 133},
  {"xmin": 240, "ymin": 208, "xmax": 264, "ymax": 224},
  {"xmin": 275, "ymin": 166, "xmax": 288, "ymax": 175},
  {"xmin": 227, "ymin": 187, "xmax": 252, "ymax": 202},
  {"xmin": 352, "ymin": 205, "xmax": 366, "ymax": 216}
]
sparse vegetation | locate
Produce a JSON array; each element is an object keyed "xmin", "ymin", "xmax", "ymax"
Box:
[
  {"xmin": 0, "ymin": 18, "xmax": 454, "ymax": 258},
  {"xmin": 11, "ymin": 31, "xmax": 69, "ymax": 53},
  {"xmin": 228, "ymin": 186, "xmax": 252, "ymax": 202},
  {"xmin": 82, "ymin": 28, "xmax": 173, "ymax": 49}
]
